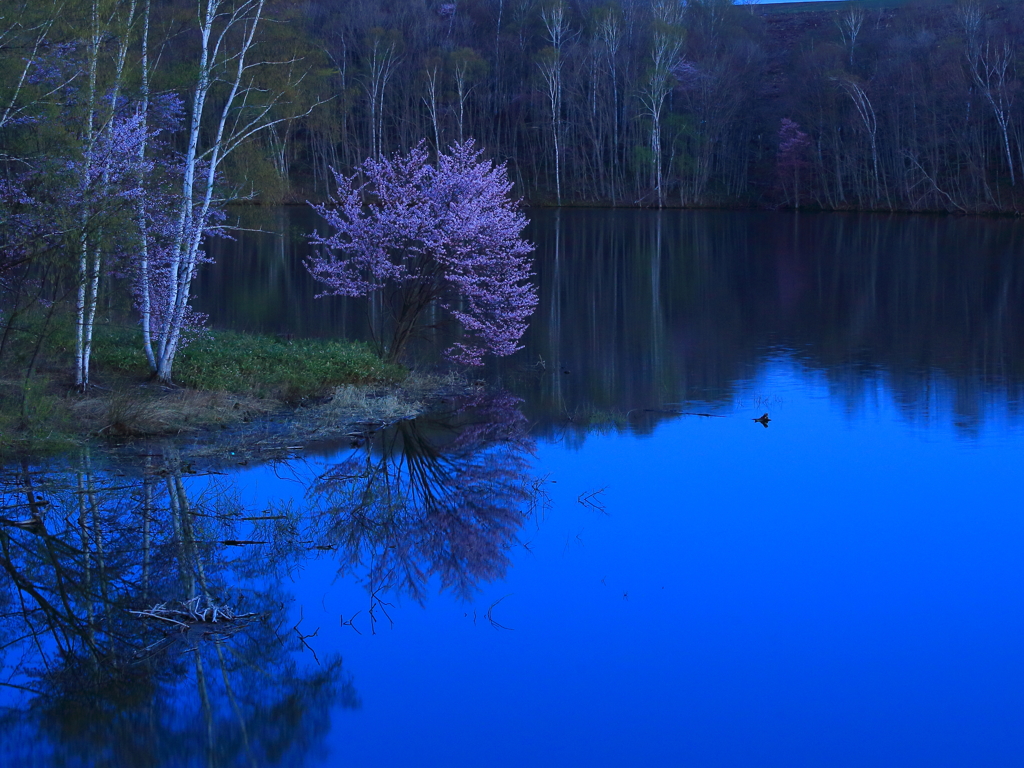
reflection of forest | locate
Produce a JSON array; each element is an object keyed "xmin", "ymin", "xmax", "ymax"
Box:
[
  {"xmin": 198, "ymin": 208, "xmax": 1024, "ymax": 433},
  {"xmin": 0, "ymin": 391, "xmax": 535, "ymax": 766},
  {"xmin": 503, "ymin": 210, "xmax": 1024, "ymax": 434},
  {"xmin": 0, "ymin": 455, "xmax": 354, "ymax": 768}
]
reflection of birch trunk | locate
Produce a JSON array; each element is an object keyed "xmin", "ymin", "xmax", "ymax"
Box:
[
  {"xmin": 216, "ymin": 641, "xmax": 256, "ymax": 762},
  {"xmin": 76, "ymin": 452, "xmax": 97, "ymax": 658},
  {"xmin": 650, "ymin": 211, "xmax": 664, "ymax": 373},
  {"xmin": 11, "ymin": 459, "xmax": 93, "ymax": 658},
  {"xmin": 142, "ymin": 471, "xmax": 153, "ymax": 598},
  {"xmin": 194, "ymin": 648, "xmax": 217, "ymax": 757},
  {"xmin": 167, "ymin": 471, "xmax": 213, "ymax": 599},
  {"xmin": 550, "ymin": 209, "xmax": 563, "ymax": 408},
  {"xmin": 86, "ymin": 451, "xmax": 113, "ymax": 662}
]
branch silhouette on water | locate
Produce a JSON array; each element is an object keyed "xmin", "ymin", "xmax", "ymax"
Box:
[{"xmin": 307, "ymin": 389, "xmax": 537, "ymax": 604}]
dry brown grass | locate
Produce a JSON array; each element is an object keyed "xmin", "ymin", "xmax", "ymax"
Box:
[
  {"xmin": 309, "ymin": 385, "xmax": 424, "ymax": 427},
  {"xmin": 72, "ymin": 389, "xmax": 276, "ymax": 437},
  {"xmin": 286, "ymin": 373, "xmax": 481, "ymax": 442},
  {"xmin": 400, "ymin": 370, "xmax": 468, "ymax": 396}
]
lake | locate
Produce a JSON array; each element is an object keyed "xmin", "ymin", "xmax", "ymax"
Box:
[{"xmin": 3, "ymin": 209, "xmax": 1024, "ymax": 767}]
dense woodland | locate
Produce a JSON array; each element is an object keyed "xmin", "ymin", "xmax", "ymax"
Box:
[
  {"xmin": 4, "ymin": 0, "xmax": 1024, "ymax": 213},
  {"xmin": 282, "ymin": 0, "xmax": 1024, "ymax": 213}
]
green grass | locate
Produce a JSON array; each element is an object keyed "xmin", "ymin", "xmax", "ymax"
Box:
[
  {"xmin": 92, "ymin": 327, "xmax": 403, "ymax": 399},
  {"xmin": 0, "ymin": 326, "xmax": 404, "ymax": 458}
]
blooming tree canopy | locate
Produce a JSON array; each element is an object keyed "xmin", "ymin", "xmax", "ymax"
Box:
[{"xmin": 307, "ymin": 141, "xmax": 537, "ymax": 365}]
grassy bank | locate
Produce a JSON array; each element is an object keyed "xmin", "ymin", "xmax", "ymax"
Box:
[
  {"xmin": 94, "ymin": 327, "xmax": 403, "ymax": 399},
  {"xmin": 0, "ymin": 326, "xmax": 405, "ymax": 458}
]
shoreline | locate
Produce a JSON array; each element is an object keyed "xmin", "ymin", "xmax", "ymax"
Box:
[
  {"xmin": 234, "ymin": 199, "xmax": 1024, "ymax": 218},
  {"xmin": 0, "ymin": 327, "xmax": 447, "ymax": 464}
]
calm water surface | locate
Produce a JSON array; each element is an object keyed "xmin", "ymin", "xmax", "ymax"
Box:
[{"xmin": 4, "ymin": 210, "xmax": 1024, "ymax": 767}]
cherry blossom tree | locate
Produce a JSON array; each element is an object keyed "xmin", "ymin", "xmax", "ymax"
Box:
[{"xmin": 307, "ymin": 140, "xmax": 537, "ymax": 366}]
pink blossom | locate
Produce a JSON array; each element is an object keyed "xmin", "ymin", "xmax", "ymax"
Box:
[{"xmin": 307, "ymin": 140, "xmax": 538, "ymax": 366}]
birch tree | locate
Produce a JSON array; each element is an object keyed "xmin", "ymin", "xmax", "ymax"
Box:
[
  {"xmin": 363, "ymin": 32, "xmax": 398, "ymax": 160},
  {"xmin": 74, "ymin": 0, "xmax": 141, "ymax": 391},
  {"xmin": 640, "ymin": 29, "xmax": 681, "ymax": 208},
  {"xmin": 140, "ymin": 0, "xmax": 314, "ymax": 383},
  {"xmin": 0, "ymin": 2, "xmax": 65, "ymax": 132},
  {"xmin": 538, "ymin": 2, "xmax": 570, "ymax": 205},
  {"xmin": 835, "ymin": 6, "xmax": 864, "ymax": 68},
  {"xmin": 960, "ymin": 16, "xmax": 1016, "ymax": 186},
  {"xmin": 834, "ymin": 76, "xmax": 882, "ymax": 204},
  {"xmin": 596, "ymin": 9, "xmax": 622, "ymax": 203}
]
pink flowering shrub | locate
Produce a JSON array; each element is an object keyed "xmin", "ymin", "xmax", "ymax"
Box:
[{"xmin": 307, "ymin": 140, "xmax": 537, "ymax": 366}]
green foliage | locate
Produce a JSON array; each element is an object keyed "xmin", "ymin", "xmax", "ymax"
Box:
[
  {"xmin": 89, "ymin": 325, "xmax": 149, "ymax": 373},
  {"xmin": 174, "ymin": 331, "xmax": 403, "ymax": 399},
  {"xmin": 0, "ymin": 376, "xmax": 78, "ymax": 459},
  {"xmin": 93, "ymin": 327, "xmax": 402, "ymax": 399}
]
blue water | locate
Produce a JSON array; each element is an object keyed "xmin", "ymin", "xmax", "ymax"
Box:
[
  {"xmin": 213, "ymin": 358, "xmax": 1024, "ymax": 768},
  {"xmin": 6, "ymin": 210, "xmax": 1024, "ymax": 766}
]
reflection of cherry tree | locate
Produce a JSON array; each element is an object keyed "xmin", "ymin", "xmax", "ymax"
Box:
[
  {"xmin": 308, "ymin": 390, "xmax": 535, "ymax": 603},
  {"xmin": 0, "ymin": 456, "xmax": 356, "ymax": 767}
]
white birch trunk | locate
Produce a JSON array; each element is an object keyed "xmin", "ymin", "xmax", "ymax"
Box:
[{"xmin": 150, "ymin": 0, "xmax": 275, "ymax": 383}]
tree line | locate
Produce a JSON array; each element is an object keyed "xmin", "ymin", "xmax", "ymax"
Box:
[
  {"xmin": 263, "ymin": 0, "xmax": 1024, "ymax": 213},
  {"xmin": 8, "ymin": 1, "xmax": 1024, "ymax": 217}
]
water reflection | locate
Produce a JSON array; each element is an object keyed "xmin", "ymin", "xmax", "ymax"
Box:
[
  {"xmin": 0, "ymin": 390, "xmax": 536, "ymax": 766},
  {"xmin": 199, "ymin": 209, "xmax": 1024, "ymax": 433},
  {"xmin": 511, "ymin": 210, "xmax": 1024, "ymax": 435},
  {"xmin": 0, "ymin": 457, "xmax": 355, "ymax": 767},
  {"xmin": 306, "ymin": 390, "xmax": 536, "ymax": 605}
]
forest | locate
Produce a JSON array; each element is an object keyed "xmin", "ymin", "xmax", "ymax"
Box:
[{"xmin": 3, "ymin": 0, "xmax": 1024, "ymax": 216}]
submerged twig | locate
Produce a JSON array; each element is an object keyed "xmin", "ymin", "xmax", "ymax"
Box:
[
  {"xmin": 486, "ymin": 594, "xmax": 514, "ymax": 631},
  {"xmin": 577, "ymin": 487, "xmax": 607, "ymax": 513}
]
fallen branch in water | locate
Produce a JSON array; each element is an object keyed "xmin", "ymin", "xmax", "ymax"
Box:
[
  {"xmin": 129, "ymin": 596, "xmax": 262, "ymax": 660},
  {"xmin": 293, "ymin": 606, "xmax": 321, "ymax": 665}
]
